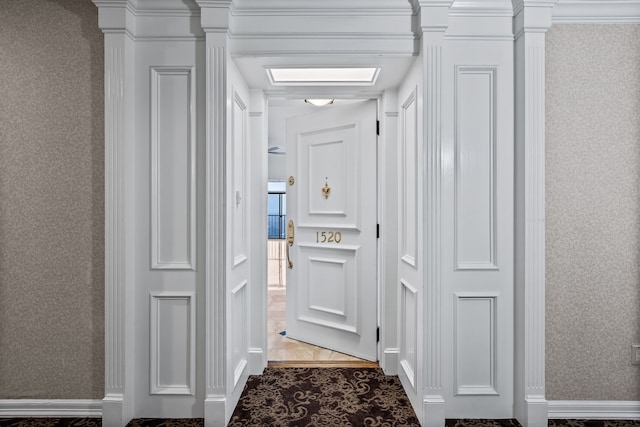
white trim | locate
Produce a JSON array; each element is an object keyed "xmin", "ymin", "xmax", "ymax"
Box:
[
  {"xmin": 149, "ymin": 292, "xmax": 196, "ymax": 396},
  {"xmin": 382, "ymin": 348, "xmax": 399, "ymax": 375},
  {"xmin": 247, "ymin": 348, "xmax": 265, "ymax": 374},
  {"xmin": 548, "ymin": 401, "xmax": 640, "ymax": 420},
  {"xmin": 231, "ymin": 0, "xmax": 414, "ymax": 16},
  {"xmin": 553, "ymin": 0, "xmax": 640, "ymax": 24},
  {"xmin": 150, "ymin": 66, "xmax": 197, "ymax": 271},
  {"xmin": 0, "ymin": 400, "xmax": 102, "ymax": 418},
  {"xmin": 513, "ymin": 2, "xmax": 556, "ymax": 426}
]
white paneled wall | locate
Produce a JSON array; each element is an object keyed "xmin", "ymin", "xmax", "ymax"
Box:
[
  {"xmin": 149, "ymin": 293, "xmax": 196, "ymax": 395},
  {"xmin": 150, "ymin": 67, "xmax": 197, "ymax": 270},
  {"xmin": 396, "ymin": 56, "xmax": 425, "ymax": 421},
  {"xmin": 453, "ymin": 67, "xmax": 498, "ymax": 271},
  {"xmin": 133, "ymin": 40, "xmax": 205, "ymax": 419},
  {"xmin": 442, "ymin": 6, "xmax": 515, "ymax": 418}
]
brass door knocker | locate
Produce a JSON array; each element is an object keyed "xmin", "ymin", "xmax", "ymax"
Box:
[{"xmin": 322, "ymin": 179, "xmax": 331, "ymax": 199}]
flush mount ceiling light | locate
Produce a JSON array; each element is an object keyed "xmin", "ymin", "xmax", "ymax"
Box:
[
  {"xmin": 304, "ymin": 99, "xmax": 334, "ymax": 106},
  {"xmin": 267, "ymin": 67, "xmax": 380, "ymax": 86}
]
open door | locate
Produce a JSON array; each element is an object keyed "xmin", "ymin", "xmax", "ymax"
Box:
[{"xmin": 284, "ymin": 100, "xmax": 378, "ymax": 361}]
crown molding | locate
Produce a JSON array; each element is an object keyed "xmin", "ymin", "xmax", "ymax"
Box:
[
  {"xmin": 231, "ymin": 0, "xmax": 413, "ymax": 16},
  {"xmin": 130, "ymin": 0, "xmax": 200, "ymax": 14},
  {"xmin": 450, "ymin": 0, "xmax": 513, "ymax": 16},
  {"xmin": 553, "ymin": 0, "xmax": 640, "ymax": 23}
]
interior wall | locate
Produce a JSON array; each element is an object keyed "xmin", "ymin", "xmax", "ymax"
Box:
[
  {"xmin": 0, "ymin": 0, "xmax": 104, "ymax": 399},
  {"xmin": 546, "ymin": 24, "xmax": 640, "ymax": 400}
]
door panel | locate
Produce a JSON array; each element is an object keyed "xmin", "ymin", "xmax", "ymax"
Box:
[{"xmin": 286, "ymin": 100, "xmax": 377, "ymax": 361}]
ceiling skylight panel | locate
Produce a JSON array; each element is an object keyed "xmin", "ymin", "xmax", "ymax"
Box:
[{"xmin": 267, "ymin": 67, "xmax": 380, "ymax": 85}]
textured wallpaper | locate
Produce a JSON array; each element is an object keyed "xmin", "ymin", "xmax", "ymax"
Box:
[
  {"xmin": 0, "ymin": 0, "xmax": 104, "ymax": 398},
  {"xmin": 546, "ymin": 25, "xmax": 640, "ymax": 400}
]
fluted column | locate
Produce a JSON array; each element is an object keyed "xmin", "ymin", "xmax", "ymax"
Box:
[
  {"xmin": 415, "ymin": 2, "xmax": 451, "ymax": 426},
  {"xmin": 197, "ymin": 2, "xmax": 232, "ymax": 425},
  {"xmin": 92, "ymin": 1, "xmax": 134, "ymax": 426},
  {"xmin": 513, "ymin": 1, "xmax": 557, "ymax": 426}
]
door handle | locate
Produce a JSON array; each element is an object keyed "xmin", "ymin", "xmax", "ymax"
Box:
[{"xmin": 286, "ymin": 219, "xmax": 294, "ymax": 269}]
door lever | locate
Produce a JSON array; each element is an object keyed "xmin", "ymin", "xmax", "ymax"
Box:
[{"xmin": 286, "ymin": 219, "xmax": 294, "ymax": 269}]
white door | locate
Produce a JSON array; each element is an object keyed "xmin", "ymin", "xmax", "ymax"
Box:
[{"xmin": 285, "ymin": 100, "xmax": 378, "ymax": 361}]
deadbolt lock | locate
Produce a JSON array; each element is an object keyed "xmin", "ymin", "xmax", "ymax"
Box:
[{"xmin": 288, "ymin": 176, "xmax": 295, "ymax": 186}]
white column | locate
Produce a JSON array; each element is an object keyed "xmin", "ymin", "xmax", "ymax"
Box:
[
  {"xmin": 513, "ymin": 1, "xmax": 556, "ymax": 426},
  {"xmin": 92, "ymin": 1, "xmax": 134, "ymax": 426},
  {"xmin": 248, "ymin": 89, "xmax": 268, "ymax": 374},
  {"xmin": 380, "ymin": 88, "xmax": 399, "ymax": 376},
  {"xmin": 197, "ymin": 2, "xmax": 232, "ymax": 426},
  {"xmin": 417, "ymin": 2, "xmax": 451, "ymax": 426}
]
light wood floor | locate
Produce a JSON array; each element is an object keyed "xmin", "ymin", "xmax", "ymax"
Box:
[{"xmin": 267, "ymin": 286, "xmax": 370, "ymax": 363}]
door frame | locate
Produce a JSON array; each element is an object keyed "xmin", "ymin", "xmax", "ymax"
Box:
[{"xmin": 256, "ymin": 95, "xmax": 399, "ymax": 370}]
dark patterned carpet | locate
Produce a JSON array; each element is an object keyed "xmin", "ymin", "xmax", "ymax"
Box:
[
  {"xmin": 2, "ymin": 363, "xmax": 640, "ymax": 427},
  {"xmin": 229, "ymin": 367, "xmax": 419, "ymax": 426}
]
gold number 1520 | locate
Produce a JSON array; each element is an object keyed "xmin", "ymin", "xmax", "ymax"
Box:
[{"xmin": 316, "ymin": 231, "xmax": 342, "ymax": 244}]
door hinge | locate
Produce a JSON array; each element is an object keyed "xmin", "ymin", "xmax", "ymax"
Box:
[
  {"xmin": 376, "ymin": 223, "xmax": 380, "ymax": 239},
  {"xmin": 376, "ymin": 120, "xmax": 380, "ymax": 136},
  {"xmin": 376, "ymin": 327, "xmax": 380, "ymax": 342}
]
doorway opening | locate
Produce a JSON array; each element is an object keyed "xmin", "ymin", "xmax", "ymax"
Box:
[{"xmin": 265, "ymin": 98, "xmax": 376, "ymax": 365}]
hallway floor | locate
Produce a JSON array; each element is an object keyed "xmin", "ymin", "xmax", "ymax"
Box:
[{"xmin": 267, "ymin": 286, "xmax": 365, "ymax": 362}]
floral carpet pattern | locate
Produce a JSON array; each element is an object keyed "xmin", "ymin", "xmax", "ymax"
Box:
[{"xmin": 228, "ymin": 367, "xmax": 420, "ymax": 426}]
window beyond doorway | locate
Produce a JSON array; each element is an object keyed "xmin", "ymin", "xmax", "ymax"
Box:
[
  {"xmin": 268, "ymin": 182, "xmax": 287, "ymax": 288},
  {"xmin": 267, "ymin": 182, "xmax": 286, "ymax": 239}
]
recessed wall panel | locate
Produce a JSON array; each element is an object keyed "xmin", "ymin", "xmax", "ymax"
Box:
[
  {"xmin": 150, "ymin": 293, "xmax": 195, "ymax": 395},
  {"xmin": 401, "ymin": 89, "xmax": 418, "ymax": 268},
  {"xmin": 454, "ymin": 294, "xmax": 497, "ymax": 395},
  {"xmin": 231, "ymin": 280, "xmax": 248, "ymax": 387},
  {"xmin": 400, "ymin": 279, "xmax": 418, "ymax": 391},
  {"xmin": 232, "ymin": 91, "xmax": 248, "ymax": 267},
  {"xmin": 150, "ymin": 67, "xmax": 195, "ymax": 270},
  {"xmin": 454, "ymin": 67, "xmax": 497, "ymax": 270}
]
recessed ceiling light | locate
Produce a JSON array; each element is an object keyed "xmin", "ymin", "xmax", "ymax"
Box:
[
  {"xmin": 304, "ymin": 99, "xmax": 334, "ymax": 106},
  {"xmin": 267, "ymin": 67, "xmax": 380, "ymax": 86}
]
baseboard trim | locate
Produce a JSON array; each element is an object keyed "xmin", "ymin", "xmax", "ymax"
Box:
[
  {"xmin": 248, "ymin": 347, "xmax": 266, "ymax": 375},
  {"xmin": 548, "ymin": 400, "xmax": 640, "ymax": 420},
  {"xmin": 381, "ymin": 348, "xmax": 399, "ymax": 375},
  {"xmin": 422, "ymin": 396, "xmax": 446, "ymax": 427},
  {"xmin": 0, "ymin": 399, "xmax": 102, "ymax": 418}
]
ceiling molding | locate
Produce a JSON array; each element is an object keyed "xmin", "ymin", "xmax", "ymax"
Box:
[
  {"xmin": 231, "ymin": 0, "xmax": 414, "ymax": 16},
  {"xmin": 553, "ymin": 0, "xmax": 640, "ymax": 23},
  {"xmin": 450, "ymin": 0, "xmax": 513, "ymax": 16},
  {"xmin": 129, "ymin": 0, "xmax": 200, "ymax": 15}
]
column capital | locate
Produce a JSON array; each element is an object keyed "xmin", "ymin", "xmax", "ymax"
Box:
[
  {"xmin": 92, "ymin": 0, "xmax": 131, "ymax": 33},
  {"xmin": 412, "ymin": 0, "xmax": 454, "ymax": 34},
  {"xmin": 513, "ymin": 0, "xmax": 558, "ymax": 38},
  {"xmin": 196, "ymin": 0, "xmax": 232, "ymax": 33}
]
